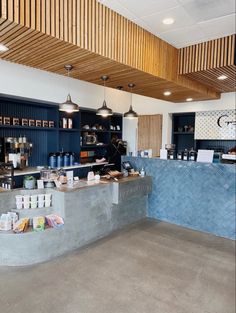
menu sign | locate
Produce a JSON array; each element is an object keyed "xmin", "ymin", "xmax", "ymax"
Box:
[{"xmin": 195, "ymin": 110, "xmax": 236, "ymax": 140}]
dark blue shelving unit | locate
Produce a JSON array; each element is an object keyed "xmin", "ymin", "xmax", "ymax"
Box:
[
  {"xmin": 0, "ymin": 95, "xmax": 123, "ymax": 167},
  {"xmin": 172, "ymin": 112, "xmax": 235, "ymax": 153}
]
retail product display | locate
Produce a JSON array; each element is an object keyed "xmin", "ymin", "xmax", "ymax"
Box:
[
  {"xmin": 13, "ymin": 218, "xmax": 30, "ymax": 233},
  {"xmin": 0, "ymin": 212, "xmax": 18, "ymax": 231},
  {"xmin": 45, "ymin": 214, "xmax": 64, "ymax": 228},
  {"xmin": 15, "ymin": 193, "xmax": 52, "ymax": 210},
  {"xmin": 33, "ymin": 216, "xmax": 45, "ymax": 232}
]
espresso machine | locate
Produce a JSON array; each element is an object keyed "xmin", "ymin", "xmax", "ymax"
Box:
[{"xmin": 2, "ymin": 136, "xmax": 33, "ymax": 169}]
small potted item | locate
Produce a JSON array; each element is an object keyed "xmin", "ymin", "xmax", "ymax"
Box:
[{"xmin": 23, "ymin": 175, "xmax": 36, "ymax": 189}]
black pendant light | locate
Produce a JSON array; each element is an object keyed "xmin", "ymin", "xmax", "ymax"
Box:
[
  {"xmin": 96, "ymin": 75, "xmax": 113, "ymax": 117},
  {"xmin": 124, "ymin": 83, "xmax": 138, "ymax": 119},
  {"xmin": 59, "ymin": 65, "xmax": 79, "ymax": 113}
]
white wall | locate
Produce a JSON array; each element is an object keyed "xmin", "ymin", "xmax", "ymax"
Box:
[{"xmin": 0, "ymin": 60, "xmax": 235, "ymax": 153}]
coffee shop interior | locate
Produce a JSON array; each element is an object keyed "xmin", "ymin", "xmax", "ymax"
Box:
[{"xmin": 0, "ymin": 1, "xmax": 235, "ymax": 313}]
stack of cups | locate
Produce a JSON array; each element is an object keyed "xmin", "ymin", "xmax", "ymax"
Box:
[
  {"xmin": 38, "ymin": 194, "xmax": 45, "ymax": 208},
  {"xmin": 30, "ymin": 195, "xmax": 38, "ymax": 209},
  {"xmin": 23, "ymin": 195, "xmax": 30, "ymax": 209},
  {"xmin": 15, "ymin": 195, "xmax": 23, "ymax": 210},
  {"xmin": 45, "ymin": 194, "xmax": 52, "ymax": 207}
]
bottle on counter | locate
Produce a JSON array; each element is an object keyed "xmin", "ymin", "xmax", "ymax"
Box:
[
  {"xmin": 68, "ymin": 118, "xmax": 73, "ymax": 129},
  {"xmin": 63, "ymin": 152, "xmax": 70, "ymax": 167},
  {"xmin": 69, "ymin": 152, "xmax": 75, "ymax": 166},
  {"xmin": 56, "ymin": 152, "xmax": 64, "ymax": 168},
  {"xmin": 140, "ymin": 167, "xmax": 145, "ymax": 177},
  {"xmin": 189, "ymin": 148, "xmax": 197, "ymax": 161},
  {"xmin": 49, "ymin": 152, "xmax": 57, "ymax": 168},
  {"xmin": 183, "ymin": 149, "xmax": 189, "ymax": 161},
  {"xmin": 177, "ymin": 151, "xmax": 183, "ymax": 160}
]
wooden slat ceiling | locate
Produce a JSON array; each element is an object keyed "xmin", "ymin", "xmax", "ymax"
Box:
[
  {"xmin": 178, "ymin": 35, "xmax": 236, "ymax": 93},
  {"xmin": 0, "ymin": 0, "xmax": 222, "ymax": 103}
]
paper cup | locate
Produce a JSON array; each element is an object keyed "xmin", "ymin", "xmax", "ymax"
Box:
[
  {"xmin": 16, "ymin": 202, "xmax": 23, "ymax": 210},
  {"xmin": 30, "ymin": 195, "xmax": 38, "ymax": 202},
  {"xmin": 44, "ymin": 194, "xmax": 52, "ymax": 201},
  {"xmin": 37, "ymin": 194, "xmax": 45, "ymax": 202},
  {"xmin": 45, "ymin": 200, "xmax": 51, "ymax": 207},
  {"xmin": 23, "ymin": 202, "xmax": 30, "ymax": 209},
  {"xmin": 30, "ymin": 202, "xmax": 37, "ymax": 209},
  {"xmin": 15, "ymin": 195, "xmax": 23, "ymax": 202},
  {"xmin": 38, "ymin": 201, "xmax": 45, "ymax": 208}
]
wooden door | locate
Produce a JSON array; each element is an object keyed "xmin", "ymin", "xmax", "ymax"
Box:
[{"xmin": 138, "ymin": 115, "xmax": 162, "ymax": 157}]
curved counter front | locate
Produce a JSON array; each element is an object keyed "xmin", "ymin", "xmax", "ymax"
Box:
[{"xmin": 0, "ymin": 176, "xmax": 152, "ymax": 266}]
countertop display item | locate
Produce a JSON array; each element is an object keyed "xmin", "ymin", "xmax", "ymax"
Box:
[
  {"xmin": 33, "ymin": 216, "xmax": 45, "ymax": 232},
  {"xmin": 0, "ymin": 212, "xmax": 18, "ymax": 231},
  {"xmin": 177, "ymin": 151, "xmax": 183, "ymax": 160},
  {"xmin": 140, "ymin": 167, "xmax": 145, "ymax": 177},
  {"xmin": 13, "ymin": 218, "xmax": 29, "ymax": 233},
  {"xmin": 183, "ymin": 149, "xmax": 189, "ymax": 161},
  {"xmin": 45, "ymin": 214, "xmax": 64, "ymax": 228},
  {"xmin": 87, "ymin": 171, "xmax": 95, "ymax": 181},
  {"xmin": 189, "ymin": 148, "xmax": 197, "ymax": 161},
  {"xmin": 23, "ymin": 175, "xmax": 36, "ymax": 189}
]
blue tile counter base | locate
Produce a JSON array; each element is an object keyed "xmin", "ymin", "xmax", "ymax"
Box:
[{"xmin": 123, "ymin": 157, "xmax": 236, "ymax": 240}]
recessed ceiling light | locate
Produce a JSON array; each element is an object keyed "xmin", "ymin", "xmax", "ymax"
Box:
[
  {"xmin": 217, "ymin": 75, "xmax": 227, "ymax": 80},
  {"xmin": 186, "ymin": 98, "xmax": 193, "ymax": 102},
  {"xmin": 0, "ymin": 44, "xmax": 9, "ymax": 52},
  {"xmin": 162, "ymin": 18, "xmax": 175, "ymax": 25},
  {"xmin": 163, "ymin": 91, "xmax": 171, "ymax": 96}
]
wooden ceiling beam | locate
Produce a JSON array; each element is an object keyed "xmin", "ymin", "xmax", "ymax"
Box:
[{"xmin": 0, "ymin": 0, "xmax": 221, "ymax": 102}]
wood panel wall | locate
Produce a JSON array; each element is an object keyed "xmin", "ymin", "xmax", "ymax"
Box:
[
  {"xmin": 0, "ymin": 0, "xmax": 220, "ymax": 101},
  {"xmin": 178, "ymin": 35, "xmax": 236, "ymax": 92},
  {"xmin": 138, "ymin": 115, "xmax": 162, "ymax": 157}
]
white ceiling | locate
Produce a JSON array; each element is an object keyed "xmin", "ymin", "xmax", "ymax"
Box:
[{"xmin": 98, "ymin": 0, "xmax": 236, "ymax": 48}]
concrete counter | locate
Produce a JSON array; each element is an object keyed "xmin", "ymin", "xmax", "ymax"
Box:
[
  {"xmin": 0, "ymin": 176, "xmax": 152, "ymax": 266},
  {"xmin": 123, "ymin": 156, "xmax": 236, "ymax": 240}
]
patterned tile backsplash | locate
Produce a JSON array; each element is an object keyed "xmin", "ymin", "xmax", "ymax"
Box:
[{"xmin": 123, "ymin": 156, "xmax": 236, "ymax": 240}]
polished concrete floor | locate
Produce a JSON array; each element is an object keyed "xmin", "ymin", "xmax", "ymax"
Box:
[{"xmin": 0, "ymin": 219, "xmax": 235, "ymax": 313}]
